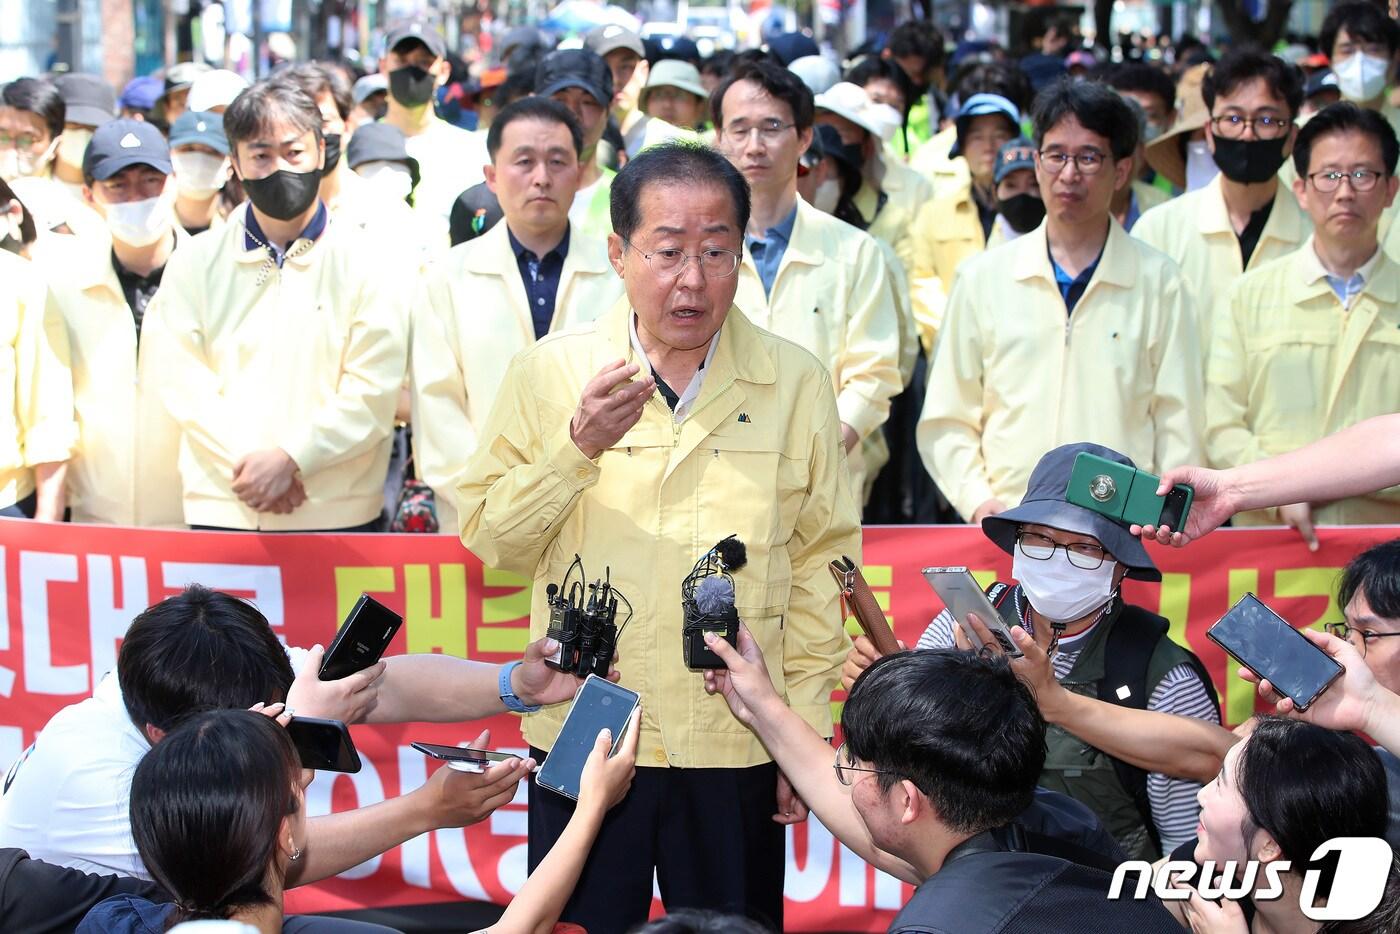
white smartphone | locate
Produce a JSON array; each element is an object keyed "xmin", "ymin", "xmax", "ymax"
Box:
[
  {"xmin": 921, "ymin": 567, "xmax": 1023, "ymax": 658},
  {"xmin": 535, "ymin": 675, "xmax": 639, "ymax": 800}
]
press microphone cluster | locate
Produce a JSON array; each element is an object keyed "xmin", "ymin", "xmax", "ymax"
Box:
[
  {"xmin": 681, "ymin": 535, "xmax": 747, "ymax": 669},
  {"xmin": 545, "ymin": 555, "xmax": 632, "ymax": 678}
]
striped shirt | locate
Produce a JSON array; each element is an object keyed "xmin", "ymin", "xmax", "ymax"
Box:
[{"xmin": 918, "ymin": 592, "xmax": 1218, "ymax": 853}]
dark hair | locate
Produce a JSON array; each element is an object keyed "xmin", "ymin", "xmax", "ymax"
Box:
[
  {"xmin": 0, "ymin": 177, "xmax": 38, "ymax": 248},
  {"xmin": 710, "ymin": 58, "xmax": 815, "ymax": 133},
  {"xmin": 1339, "ymin": 538, "xmax": 1400, "ymax": 621},
  {"xmin": 846, "ymin": 56, "xmax": 916, "ymax": 112},
  {"xmin": 843, "ymin": 650, "xmax": 1046, "ymax": 835},
  {"xmin": 1105, "ymin": 61, "xmax": 1177, "ymax": 116},
  {"xmin": 951, "ymin": 61, "xmax": 1035, "ymax": 115},
  {"xmin": 629, "ymin": 909, "xmax": 772, "ymax": 933},
  {"xmin": 1, "ymin": 77, "xmax": 66, "ymax": 141},
  {"xmin": 1321, "ymin": 1, "xmax": 1400, "ymax": 60},
  {"xmin": 611, "ymin": 141, "xmax": 750, "ymax": 242},
  {"xmin": 223, "ymin": 80, "xmax": 324, "ymax": 152},
  {"xmin": 1236, "ymin": 717, "xmax": 1386, "ymax": 896},
  {"xmin": 131, "ymin": 709, "xmax": 302, "ymax": 924},
  {"xmin": 1201, "ymin": 47, "xmax": 1304, "ymax": 119},
  {"xmin": 494, "ymin": 70, "xmax": 536, "ymax": 110},
  {"xmin": 887, "ymin": 20, "xmax": 946, "ymax": 73},
  {"xmin": 699, "ymin": 50, "xmax": 737, "ymax": 80},
  {"xmin": 1293, "ymin": 101, "xmax": 1400, "ymax": 177},
  {"xmin": 269, "ymin": 62, "xmax": 353, "ymax": 121},
  {"xmin": 117, "ymin": 585, "xmax": 296, "ymax": 735},
  {"xmin": 486, "ymin": 96, "xmax": 583, "ymax": 159},
  {"xmin": 1032, "ymin": 77, "xmax": 1139, "ymax": 160}
]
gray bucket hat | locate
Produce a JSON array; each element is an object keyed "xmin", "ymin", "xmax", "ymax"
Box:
[{"xmin": 982, "ymin": 442, "xmax": 1161, "ymax": 582}]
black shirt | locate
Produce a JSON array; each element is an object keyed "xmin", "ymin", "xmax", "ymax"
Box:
[
  {"xmin": 0, "ymin": 847, "xmax": 168, "ymax": 934},
  {"xmin": 1236, "ymin": 197, "xmax": 1274, "ymax": 269},
  {"xmin": 111, "ymin": 250, "xmax": 165, "ymax": 336},
  {"xmin": 508, "ymin": 225, "xmax": 570, "ymax": 341}
]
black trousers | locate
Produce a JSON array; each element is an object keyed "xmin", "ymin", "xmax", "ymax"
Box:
[
  {"xmin": 0, "ymin": 491, "xmax": 37, "ymax": 519},
  {"xmin": 528, "ymin": 747, "xmax": 784, "ymax": 934}
]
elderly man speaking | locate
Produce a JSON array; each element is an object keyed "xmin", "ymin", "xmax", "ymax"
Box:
[{"xmin": 456, "ymin": 142, "xmax": 860, "ymax": 933}]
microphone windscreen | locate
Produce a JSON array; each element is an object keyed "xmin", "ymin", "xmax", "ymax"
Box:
[
  {"xmin": 694, "ymin": 574, "xmax": 735, "ymax": 615},
  {"xmin": 716, "ymin": 536, "xmax": 747, "ymax": 572}
]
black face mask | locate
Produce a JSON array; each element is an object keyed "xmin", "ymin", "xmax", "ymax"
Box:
[
  {"xmin": 389, "ymin": 65, "xmax": 436, "ymax": 108},
  {"xmin": 322, "ymin": 133, "xmax": 342, "ymax": 173},
  {"xmin": 1211, "ymin": 135, "xmax": 1289, "ymax": 185},
  {"xmin": 999, "ymin": 192, "xmax": 1046, "ymax": 233},
  {"xmin": 242, "ymin": 168, "xmax": 322, "ymax": 221}
]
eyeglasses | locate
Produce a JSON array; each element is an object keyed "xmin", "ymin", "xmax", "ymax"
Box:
[
  {"xmin": 0, "ymin": 131, "xmax": 41, "ymax": 150},
  {"xmin": 623, "ymin": 239, "xmax": 740, "ymax": 279},
  {"xmin": 1016, "ymin": 531, "xmax": 1110, "ymax": 571},
  {"xmin": 833, "ymin": 741, "xmax": 899, "ymax": 787},
  {"xmin": 1323, "ymin": 622, "xmax": 1400, "ymax": 657},
  {"xmin": 721, "ymin": 119, "xmax": 796, "ymax": 144},
  {"xmin": 1307, "ymin": 169, "xmax": 1385, "ymax": 193},
  {"xmin": 1038, "ymin": 150, "xmax": 1107, "ymax": 175},
  {"xmin": 1210, "ymin": 113, "xmax": 1292, "ymax": 140}
]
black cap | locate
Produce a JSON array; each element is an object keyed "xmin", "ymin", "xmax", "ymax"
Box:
[
  {"xmin": 535, "ymin": 49, "xmax": 613, "ymax": 106},
  {"xmin": 54, "ymin": 73, "xmax": 117, "ymax": 128},
  {"xmin": 450, "ymin": 182, "xmax": 504, "ymax": 245},
  {"xmin": 346, "ymin": 121, "xmax": 419, "ymax": 181},
  {"xmin": 646, "ymin": 34, "xmax": 701, "ymax": 63},
  {"xmin": 82, "ymin": 118, "xmax": 171, "ymax": 181},
  {"xmin": 1305, "ymin": 69, "xmax": 1339, "ymax": 101},
  {"xmin": 385, "ymin": 21, "xmax": 447, "ymax": 60},
  {"xmin": 766, "ymin": 33, "xmax": 819, "ymax": 67}
]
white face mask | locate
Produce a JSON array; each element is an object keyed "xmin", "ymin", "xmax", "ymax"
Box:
[
  {"xmin": 1335, "ymin": 52, "xmax": 1391, "ymax": 103},
  {"xmin": 813, "ymin": 177, "xmax": 841, "ymax": 213},
  {"xmin": 1013, "ymin": 547, "xmax": 1118, "ymax": 624},
  {"xmin": 0, "ymin": 139, "xmax": 57, "ymax": 182},
  {"xmin": 356, "ymin": 160, "xmax": 413, "ymax": 202},
  {"xmin": 171, "ymin": 150, "xmax": 229, "ymax": 197},
  {"xmin": 1185, "ymin": 140, "xmax": 1218, "ymax": 192},
  {"xmin": 104, "ymin": 192, "xmax": 175, "ymax": 247},
  {"xmin": 56, "ymin": 128, "xmax": 93, "ymax": 168}
]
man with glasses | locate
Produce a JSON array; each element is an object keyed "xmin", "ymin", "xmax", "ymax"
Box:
[
  {"xmin": 454, "ymin": 142, "xmax": 860, "ymax": 933},
  {"xmin": 1207, "ymin": 102, "xmax": 1400, "ymax": 540},
  {"xmin": 712, "ymin": 59, "xmax": 902, "ymax": 494},
  {"xmin": 1135, "ymin": 49, "xmax": 1311, "ymax": 356},
  {"xmin": 919, "ymin": 79, "xmax": 1203, "ymax": 526}
]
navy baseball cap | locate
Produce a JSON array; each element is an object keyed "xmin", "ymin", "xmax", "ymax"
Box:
[
  {"xmin": 994, "ymin": 137, "xmax": 1037, "ymax": 185},
  {"xmin": 535, "ymin": 49, "xmax": 613, "ymax": 106},
  {"xmin": 168, "ymin": 110, "xmax": 229, "ymax": 155},
  {"xmin": 55, "ymin": 73, "xmax": 117, "ymax": 128},
  {"xmin": 766, "ymin": 32, "xmax": 819, "ymax": 67},
  {"xmin": 386, "ymin": 21, "xmax": 446, "ymax": 60},
  {"xmin": 82, "ymin": 118, "xmax": 171, "ymax": 181},
  {"xmin": 119, "ymin": 76, "xmax": 164, "ymax": 112}
]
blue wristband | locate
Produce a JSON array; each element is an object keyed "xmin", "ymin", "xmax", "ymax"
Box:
[{"xmin": 499, "ymin": 660, "xmax": 541, "ymax": 713}]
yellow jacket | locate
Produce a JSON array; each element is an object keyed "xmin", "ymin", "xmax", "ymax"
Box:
[
  {"xmin": 144, "ymin": 205, "xmax": 409, "ymax": 530},
  {"xmin": 1133, "ymin": 175, "xmax": 1311, "ymax": 354},
  {"xmin": 919, "ymin": 220, "xmax": 1205, "ymax": 520},
  {"xmin": 39, "ymin": 237, "xmax": 184, "ymax": 526},
  {"xmin": 860, "ymin": 158, "xmax": 935, "ymax": 276},
  {"xmin": 0, "ymin": 251, "xmax": 76, "ymax": 507},
  {"xmin": 1206, "ymin": 241, "xmax": 1400, "ymax": 525},
  {"xmin": 910, "ymin": 124, "xmax": 970, "ymax": 200},
  {"xmin": 456, "ymin": 300, "xmax": 860, "ymax": 768},
  {"xmin": 733, "ymin": 198, "xmax": 902, "ymax": 445},
  {"xmin": 907, "ymin": 184, "xmax": 1007, "ymax": 355},
  {"xmin": 410, "ymin": 221, "xmax": 625, "ymax": 528}
]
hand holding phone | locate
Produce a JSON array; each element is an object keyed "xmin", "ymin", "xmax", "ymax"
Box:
[
  {"xmin": 1207, "ymin": 593, "xmax": 1343, "ymax": 712},
  {"xmin": 286, "ymin": 716, "xmax": 362, "ymax": 773},
  {"xmin": 412, "ymin": 742, "xmax": 522, "ymax": 774},
  {"xmin": 536, "ymin": 676, "xmax": 641, "ymax": 800},
  {"xmin": 922, "ymin": 568, "xmax": 1023, "ymax": 658},
  {"xmin": 1066, "ymin": 452, "xmax": 1194, "ymax": 530},
  {"xmin": 320, "ymin": 594, "xmax": 403, "ymax": 681}
]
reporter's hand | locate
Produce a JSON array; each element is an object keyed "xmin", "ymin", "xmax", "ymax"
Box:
[
  {"xmin": 421, "ymin": 729, "xmax": 534, "ymax": 828},
  {"xmin": 1132, "ymin": 465, "xmax": 1236, "ymax": 547},
  {"xmin": 249, "ymin": 701, "xmax": 293, "ymax": 727},
  {"xmin": 1179, "ymin": 886, "xmax": 1248, "ymax": 934},
  {"xmin": 512, "ymin": 636, "xmax": 620, "ymax": 709},
  {"xmin": 774, "ymin": 769, "xmax": 809, "ymax": 825},
  {"xmin": 970, "ymin": 498, "xmax": 1007, "ymax": 524},
  {"xmin": 285, "ymin": 645, "xmax": 386, "ymax": 723},
  {"xmin": 1278, "ymin": 502, "xmax": 1319, "ymax": 552},
  {"xmin": 1240, "ymin": 629, "xmax": 1379, "ymax": 732},
  {"xmin": 701, "ymin": 624, "xmax": 779, "ymax": 727},
  {"xmin": 840, "ymin": 634, "xmax": 907, "ymax": 692},
  {"xmin": 577, "ymin": 708, "xmax": 640, "ymax": 817},
  {"xmin": 569, "ymin": 360, "xmax": 655, "ymax": 459}
]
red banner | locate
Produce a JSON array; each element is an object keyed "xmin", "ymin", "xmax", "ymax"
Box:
[{"xmin": 1, "ymin": 519, "xmax": 1395, "ymax": 930}]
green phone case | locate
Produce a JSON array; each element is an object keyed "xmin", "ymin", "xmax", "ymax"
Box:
[{"xmin": 1065, "ymin": 452, "xmax": 1177, "ymax": 527}]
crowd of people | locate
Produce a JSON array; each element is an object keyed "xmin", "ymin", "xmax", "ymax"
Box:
[{"xmin": 2, "ymin": 2, "xmax": 1400, "ymax": 932}]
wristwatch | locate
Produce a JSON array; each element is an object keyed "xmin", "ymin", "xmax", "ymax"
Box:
[{"xmin": 498, "ymin": 660, "xmax": 542, "ymax": 713}]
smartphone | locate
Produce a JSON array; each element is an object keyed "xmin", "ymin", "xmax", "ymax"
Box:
[
  {"xmin": 320, "ymin": 594, "xmax": 403, "ymax": 681},
  {"xmin": 286, "ymin": 716, "xmax": 362, "ymax": 773},
  {"xmin": 1065, "ymin": 452, "xmax": 1194, "ymax": 530},
  {"xmin": 1206, "ymin": 593, "xmax": 1343, "ymax": 712},
  {"xmin": 535, "ymin": 675, "xmax": 639, "ymax": 800},
  {"xmin": 411, "ymin": 742, "xmax": 521, "ymax": 773},
  {"xmin": 922, "ymin": 567, "xmax": 1023, "ymax": 658}
]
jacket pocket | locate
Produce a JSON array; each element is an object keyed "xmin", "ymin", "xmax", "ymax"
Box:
[{"xmin": 694, "ymin": 576, "xmax": 791, "ymax": 734}]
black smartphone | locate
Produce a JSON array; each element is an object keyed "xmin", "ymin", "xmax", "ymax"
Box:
[
  {"xmin": 286, "ymin": 716, "xmax": 362, "ymax": 773},
  {"xmin": 535, "ymin": 675, "xmax": 639, "ymax": 800},
  {"xmin": 411, "ymin": 742, "xmax": 521, "ymax": 770},
  {"xmin": 1160, "ymin": 485, "xmax": 1193, "ymax": 530},
  {"xmin": 1206, "ymin": 593, "xmax": 1344, "ymax": 712},
  {"xmin": 319, "ymin": 594, "xmax": 402, "ymax": 681}
]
